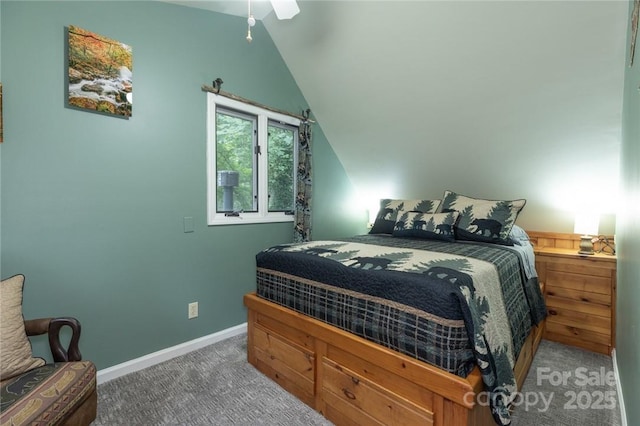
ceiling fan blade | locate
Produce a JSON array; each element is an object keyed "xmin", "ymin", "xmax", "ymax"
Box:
[{"xmin": 270, "ymin": 0, "xmax": 300, "ymax": 20}]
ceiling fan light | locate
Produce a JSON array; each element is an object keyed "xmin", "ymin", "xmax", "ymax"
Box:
[{"xmin": 270, "ymin": 0, "xmax": 300, "ymax": 20}]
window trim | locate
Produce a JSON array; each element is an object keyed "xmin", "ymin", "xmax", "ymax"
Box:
[
  {"xmin": 206, "ymin": 93, "xmax": 300, "ymax": 226},
  {"xmin": 266, "ymin": 119, "xmax": 299, "ymax": 213}
]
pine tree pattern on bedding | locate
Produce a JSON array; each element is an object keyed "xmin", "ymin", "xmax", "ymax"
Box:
[
  {"xmin": 369, "ymin": 199, "xmax": 441, "ymax": 234},
  {"xmin": 439, "ymin": 190, "xmax": 526, "ymax": 245},
  {"xmin": 257, "ymin": 235, "xmax": 546, "ymax": 425}
]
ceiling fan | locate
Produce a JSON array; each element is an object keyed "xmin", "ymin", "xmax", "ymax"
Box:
[
  {"xmin": 246, "ymin": 0, "xmax": 300, "ymax": 42},
  {"xmin": 269, "ymin": 0, "xmax": 300, "ymax": 20}
]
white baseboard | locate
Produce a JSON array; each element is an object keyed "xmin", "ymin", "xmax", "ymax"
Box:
[
  {"xmin": 96, "ymin": 322, "xmax": 247, "ymax": 385},
  {"xmin": 612, "ymin": 349, "xmax": 627, "ymax": 426}
]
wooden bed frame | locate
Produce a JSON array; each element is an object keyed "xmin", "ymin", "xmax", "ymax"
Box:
[
  {"xmin": 244, "ymin": 293, "xmax": 544, "ymax": 426},
  {"xmin": 243, "ymin": 230, "xmax": 594, "ymax": 425}
]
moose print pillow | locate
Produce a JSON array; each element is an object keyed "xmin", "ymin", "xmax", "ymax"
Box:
[
  {"xmin": 369, "ymin": 199, "xmax": 441, "ymax": 235},
  {"xmin": 392, "ymin": 211, "xmax": 459, "ymax": 242},
  {"xmin": 438, "ymin": 190, "xmax": 526, "ymax": 245}
]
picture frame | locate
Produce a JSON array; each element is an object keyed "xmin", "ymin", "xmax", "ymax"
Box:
[{"xmin": 67, "ymin": 25, "xmax": 133, "ymax": 117}]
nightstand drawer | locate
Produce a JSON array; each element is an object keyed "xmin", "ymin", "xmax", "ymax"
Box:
[
  {"xmin": 545, "ymin": 321, "xmax": 611, "ymax": 355},
  {"xmin": 546, "ymin": 294, "xmax": 611, "ymax": 318},
  {"xmin": 546, "ymin": 271, "xmax": 611, "ymax": 296},
  {"xmin": 545, "ymin": 262, "xmax": 613, "ymax": 278},
  {"xmin": 546, "ymin": 283, "xmax": 611, "ymax": 305},
  {"xmin": 534, "ymin": 242, "xmax": 616, "ymax": 356},
  {"xmin": 545, "ymin": 304, "xmax": 610, "ymax": 334}
]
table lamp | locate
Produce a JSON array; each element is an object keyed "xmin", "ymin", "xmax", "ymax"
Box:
[{"xmin": 574, "ymin": 213, "xmax": 599, "ymax": 255}]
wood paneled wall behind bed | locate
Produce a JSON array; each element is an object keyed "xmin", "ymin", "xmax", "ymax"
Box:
[
  {"xmin": 526, "ymin": 231, "xmax": 615, "ymax": 252},
  {"xmin": 242, "ymin": 230, "xmax": 574, "ymax": 426}
]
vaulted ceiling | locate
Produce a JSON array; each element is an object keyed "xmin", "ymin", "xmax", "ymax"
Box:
[{"xmin": 172, "ymin": 0, "xmax": 629, "ymax": 231}]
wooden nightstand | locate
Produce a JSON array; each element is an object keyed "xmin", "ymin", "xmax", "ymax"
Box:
[{"xmin": 533, "ymin": 245, "xmax": 616, "ymax": 355}]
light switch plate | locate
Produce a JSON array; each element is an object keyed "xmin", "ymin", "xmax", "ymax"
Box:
[{"xmin": 188, "ymin": 302, "xmax": 198, "ymax": 319}]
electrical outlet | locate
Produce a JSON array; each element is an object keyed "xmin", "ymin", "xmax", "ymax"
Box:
[{"xmin": 188, "ymin": 302, "xmax": 198, "ymax": 319}]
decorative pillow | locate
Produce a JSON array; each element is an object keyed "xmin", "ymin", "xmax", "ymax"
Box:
[
  {"xmin": 369, "ymin": 199, "xmax": 441, "ymax": 234},
  {"xmin": 0, "ymin": 275, "xmax": 46, "ymax": 380},
  {"xmin": 392, "ymin": 211, "xmax": 459, "ymax": 242},
  {"xmin": 438, "ymin": 190, "xmax": 526, "ymax": 245}
]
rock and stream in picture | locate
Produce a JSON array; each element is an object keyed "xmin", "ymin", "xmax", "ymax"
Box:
[{"xmin": 68, "ymin": 25, "xmax": 132, "ymax": 118}]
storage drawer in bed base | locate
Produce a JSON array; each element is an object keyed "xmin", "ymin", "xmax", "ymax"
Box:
[{"xmin": 245, "ymin": 293, "xmax": 541, "ymax": 426}]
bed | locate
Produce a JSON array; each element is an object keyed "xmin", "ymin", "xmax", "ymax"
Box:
[{"xmin": 244, "ymin": 192, "xmax": 547, "ymax": 425}]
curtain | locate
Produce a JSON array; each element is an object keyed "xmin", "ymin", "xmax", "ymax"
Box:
[{"xmin": 294, "ymin": 111, "xmax": 312, "ymax": 242}]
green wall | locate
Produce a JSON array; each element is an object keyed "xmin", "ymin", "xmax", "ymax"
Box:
[
  {"xmin": 0, "ymin": 1, "xmax": 3, "ymax": 281},
  {"xmin": 617, "ymin": 1, "xmax": 640, "ymax": 423},
  {"xmin": 0, "ymin": 1, "xmax": 361, "ymax": 369}
]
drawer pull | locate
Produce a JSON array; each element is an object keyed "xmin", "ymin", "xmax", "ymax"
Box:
[
  {"xmin": 342, "ymin": 388, "xmax": 356, "ymax": 400},
  {"xmin": 351, "ymin": 377, "xmax": 360, "ymax": 385},
  {"xmin": 548, "ymin": 309, "xmax": 557, "ymax": 315}
]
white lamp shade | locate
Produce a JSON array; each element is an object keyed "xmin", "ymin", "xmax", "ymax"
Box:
[
  {"xmin": 368, "ymin": 201, "xmax": 380, "ymax": 225},
  {"xmin": 574, "ymin": 213, "xmax": 599, "ymax": 236}
]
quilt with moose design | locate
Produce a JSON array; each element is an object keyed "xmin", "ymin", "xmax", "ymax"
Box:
[{"xmin": 256, "ymin": 235, "xmax": 546, "ymax": 425}]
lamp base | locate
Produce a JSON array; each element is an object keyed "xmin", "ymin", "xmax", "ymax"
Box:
[{"xmin": 578, "ymin": 235, "xmax": 594, "ymax": 255}]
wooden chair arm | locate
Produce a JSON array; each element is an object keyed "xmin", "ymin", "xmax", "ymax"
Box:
[
  {"xmin": 24, "ymin": 317, "xmax": 83, "ymax": 362},
  {"xmin": 24, "ymin": 318, "xmax": 53, "ymax": 336}
]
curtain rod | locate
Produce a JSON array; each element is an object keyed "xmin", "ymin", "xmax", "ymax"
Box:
[{"xmin": 201, "ymin": 84, "xmax": 315, "ymax": 123}]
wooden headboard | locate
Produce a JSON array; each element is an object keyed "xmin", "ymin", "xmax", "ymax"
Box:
[{"xmin": 525, "ymin": 230, "xmax": 615, "ymax": 253}]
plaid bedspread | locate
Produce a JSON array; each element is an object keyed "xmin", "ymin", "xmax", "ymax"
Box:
[{"xmin": 256, "ymin": 235, "xmax": 546, "ymax": 425}]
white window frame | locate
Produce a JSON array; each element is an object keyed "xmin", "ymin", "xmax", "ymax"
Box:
[{"xmin": 206, "ymin": 93, "xmax": 300, "ymax": 225}]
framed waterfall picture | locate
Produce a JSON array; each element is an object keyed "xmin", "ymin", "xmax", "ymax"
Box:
[{"xmin": 67, "ymin": 25, "xmax": 132, "ymax": 117}]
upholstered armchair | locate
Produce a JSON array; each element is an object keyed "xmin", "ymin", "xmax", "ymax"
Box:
[{"xmin": 1, "ymin": 275, "xmax": 97, "ymax": 425}]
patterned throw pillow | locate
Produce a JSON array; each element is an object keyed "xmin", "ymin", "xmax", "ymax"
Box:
[
  {"xmin": 369, "ymin": 199, "xmax": 441, "ymax": 234},
  {"xmin": 392, "ymin": 211, "xmax": 459, "ymax": 242},
  {"xmin": 0, "ymin": 275, "xmax": 46, "ymax": 380},
  {"xmin": 438, "ymin": 190, "xmax": 526, "ymax": 245}
]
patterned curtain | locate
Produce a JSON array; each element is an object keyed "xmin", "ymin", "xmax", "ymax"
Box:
[{"xmin": 294, "ymin": 110, "xmax": 312, "ymax": 242}]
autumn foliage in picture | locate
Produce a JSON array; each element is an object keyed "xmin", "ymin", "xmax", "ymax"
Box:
[{"xmin": 68, "ymin": 25, "xmax": 133, "ymax": 117}]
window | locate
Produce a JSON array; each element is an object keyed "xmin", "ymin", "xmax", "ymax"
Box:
[{"xmin": 207, "ymin": 93, "xmax": 300, "ymax": 225}]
